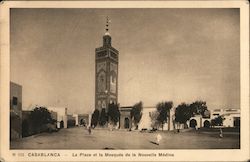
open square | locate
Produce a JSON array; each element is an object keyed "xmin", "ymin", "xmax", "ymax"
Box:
[{"xmin": 10, "ymin": 127, "xmax": 240, "ymax": 149}]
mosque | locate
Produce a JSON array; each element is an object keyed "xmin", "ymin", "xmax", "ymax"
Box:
[
  {"xmin": 93, "ymin": 18, "xmax": 180, "ymax": 130},
  {"xmin": 94, "ymin": 17, "xmax": 240, "ymax": 131},
  {"xmin": 94, "ymin": 17, "xmax": 136, "ymax": 129}
]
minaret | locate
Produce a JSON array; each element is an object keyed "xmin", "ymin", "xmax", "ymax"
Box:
[
  {"xmin": 95, "ymin": 17, "xmax": 119, "ymax": 112},
  {"xmin": 103, "ymin": 17, "xmax": 111, "ymax": 46}
]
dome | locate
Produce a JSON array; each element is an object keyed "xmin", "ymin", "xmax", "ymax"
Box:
[{"xmin": 104, "ymin": 32, "xmax": 110, "ymax": 36}]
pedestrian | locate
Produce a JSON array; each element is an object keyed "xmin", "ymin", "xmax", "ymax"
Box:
[
  {"xmin": 219, "ymin": 128, "xmax": 223, "ymax": 138},
  {"xmin": 156, "ymin": 133, "xmax": 162, "ymax": 145},
  {"xmin": 88, "ymin": 126, "xmax": 91, "ymax": 135}
]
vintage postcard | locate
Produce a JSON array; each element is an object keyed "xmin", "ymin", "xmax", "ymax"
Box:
[{"xmin": 0, "ymin": 1, "xmax": 249, "ymax": 162}]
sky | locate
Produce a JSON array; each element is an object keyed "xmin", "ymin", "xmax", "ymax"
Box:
[{"xmin": 10, "ymin": 8, "xmax": 240, "ymax": 114}]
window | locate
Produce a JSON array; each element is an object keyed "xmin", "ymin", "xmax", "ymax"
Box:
[
  {"xmin": 13, "ymin": 97, "xmax": 18, "ymax": 105},
  {"xmin": 97, "ymin": 51, "xmax": 107, "ymax": 58}
]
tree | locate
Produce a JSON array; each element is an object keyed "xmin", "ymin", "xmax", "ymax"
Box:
[
  {"xmin": 67, "ymin": 119, "xmax": 76, "ymax": 128},
  {"xmin": 22, "ymin": 119, "xmax": 30, "ymax": 137},
  {"xmin": 175, "ymin": 103, "xmax": 192, "ymax": 127},
  {"xmin": 189, "ymin": 101, "xmax": 208, "ymax": 117},
  {"xmin": 156, "ymin": 101, "xmax": 173, "ymax": 131},
  {"xmin": 91, "ymin": 109, "xmax": 100, "ymax": 128},
  {"xmin": 29, "ymin": 106, "xmax": 53, "ymax": 133},
  {"xmin": 99, "ymin": 108, "xmax": 107, "ymax": 126},
  {"xmin": 131, "ymin": 101, "xmax": 143, "ymax": 130},
  {"xmin": 211, "ymin": 116, "xmax": 224, "ymax": 127},
  {"xmin": 107, "ymin": 103, "xmax": 120, "ymax": 126},
  {"xmin": 149, "ymin": 110, "xmax": 160, "ymax": 130}
]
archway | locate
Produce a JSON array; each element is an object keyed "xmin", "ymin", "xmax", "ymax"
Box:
[
  {"xmin": 60, "ymin": 120, "xmax": 64, "ymax": 128},
  {"xmin": 203, "ymin": 120, "xmax": 210, "ymax": 128},
  {"xmin": 190, "ymin": 119, "xmax": 197, "ymax": 128},
  {"xmin": 124, "ymin": 117, "xmax": 130, "ymax": 129},
  {"xmin": 80, "ymin": 119, "xmax": 86, "ymax": 127}
]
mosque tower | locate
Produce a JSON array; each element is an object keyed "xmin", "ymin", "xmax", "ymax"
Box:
[{"xmin": 95, "ymin": 17, "xmax": 119, "ymax": 112}]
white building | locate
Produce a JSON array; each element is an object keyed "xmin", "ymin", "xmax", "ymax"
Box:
[
  {"xmin": 137, "ymin": 107, "xmax": 240, "ymax": 131},
  {"xmin": 187, "ymin": 108, "xmax": 240, "ymax": 129},
  {"xmin": 138, "ymin": 107, "xmax": 175, "ymax": 131},
  {"xmin": 211, "ymin": 109, "xmax": 240, "ymax": 127},
  {"xmin": 73, "ymin": 114, "xmax": 79, "ymax": 126},
  {"xmin": 47, "ymin": 107, "xmax": 68, "ymax": 128}
]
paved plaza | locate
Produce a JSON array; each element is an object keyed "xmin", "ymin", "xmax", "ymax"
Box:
[{"xmin": 10, "ymin": 127, "xmax": 240, "ymax": 149}]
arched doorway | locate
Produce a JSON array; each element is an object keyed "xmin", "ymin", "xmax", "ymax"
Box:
[
  {"xmin": 60, "ymin": 120, "xmax": 64, "ymax": 128},
  {"xmin": 124, "ymin": 117, "xmax": 130, "ymax": 129},
  {"xmin": 80, "ymin": 119, "xmax": 86, "ymax": 127},
  {"xmin": 203, "ymin": 120, "xmax": 210, "ymax": 128},
  {"xmin": 190, "ymin": 119, "xmax": 197, "ymax": 128}
]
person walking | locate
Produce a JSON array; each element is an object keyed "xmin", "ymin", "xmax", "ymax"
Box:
[
  {"xmin": 219, "ymin": 128, "xmax": 223, "ymax": 138},
  {"xmin": 88, "ymin": 126, "xmax": 91, "ymax": 135},
  {"xmin": 156, "ymin": 133, "xmax": 162, "ymax": 145}
]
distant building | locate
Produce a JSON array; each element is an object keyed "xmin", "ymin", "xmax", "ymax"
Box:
[
  {"xmin": 138, "ymin": 107, "xmax": 156, "ymax": 130},
  {"xmin": 119, "ymin": 106, "xmax": 175, "ymax": 131},
  {"xmin": 67, "ymin": 114, "xmax": 76, "ymax": 128},
  {"xmin": 119, "ymin": 107, "xmax": 132, "ymax": 129},
  {"xmin": 211, "ymin": 108, "xmax": 240, "ymax": 127},
  {"xmin": 187, "ymin": 108, "xmax": 240, "ymax": 129},
  {"xmin": 188, "ymin": 115, "xmax": 203, "ymax": 128},
  {"xmin": 138, "ymin": 107, "xmax": 175, "ymax": 131},
  {"xmin": 74, "ymin": 114, "xmax": 90, "ymax": 127},
  {"xmin": 49, "ymin": 110, "xmax": 58, "ymax": 125},
  {"xmin": 47, "ymin": 107, "xmax": 68, "ymax": 128},
  {"xmin": 10, "ymin": 82, "xmax": 22, "ymax": 140},
  {"xmin": 73, "ymin": 114, "xmax": 79, "ymax": 126}
]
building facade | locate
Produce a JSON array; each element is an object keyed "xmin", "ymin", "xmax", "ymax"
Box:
[
  {"xmin": 47, "ymin": 107, "xmax": 68, "ymax": 128},
  {"xmin": 10, "ymin": 82, "xmax": 22, "ymax": 140},
  {"xmin": 119, "ymin": 107, "xmax": 133, "ymax": 129},
  {"xmin": 187, "ymin": 108, "xmax": 240, "ymax": 129},
  {"xmin": 74, "ymin": 114, "xmax": 91, "ymax": 127},
  {"xmin": 95, "ymin": 19, "xmax": 119, "ymax": 112},
  {"xmin": 138, "ymin": 107, "xmax": 175, "ymax": 131},
  {"xmin": 210, "ymin": 108, "xmax": 240, "ymax": 127}
]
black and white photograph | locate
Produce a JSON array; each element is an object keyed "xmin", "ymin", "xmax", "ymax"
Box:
[{"xmin": 0, "ymin": 1, "xmax": 249, "ymax": 162}]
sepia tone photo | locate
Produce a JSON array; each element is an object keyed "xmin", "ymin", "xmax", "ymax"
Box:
[
  {"xmin": 1, "ymin": 1, "xmax": 249, "ymax": 162},
  {"xmin": 9, "ymin": 8, "xmax": 241, "ymax": 150}
]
